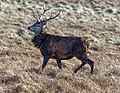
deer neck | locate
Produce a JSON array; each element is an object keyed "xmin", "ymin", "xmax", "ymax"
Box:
[{"xmin": 32, "ymin": 32, "xmax": 48, "ymax": 48}]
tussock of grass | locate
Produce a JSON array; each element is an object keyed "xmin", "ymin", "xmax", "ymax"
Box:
[
  {"xmin": 1, "ymin": 75, "xmax": 20, "ymax": 85},
  {"xmin": 47, "ymin": 68, "xmax": 58, "ymax": 78},
  {"xmin": 91, "ymin": 45, "xmax": 104, "ymax": 51}
]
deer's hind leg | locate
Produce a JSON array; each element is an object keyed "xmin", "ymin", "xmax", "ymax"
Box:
[
  {"xmin": 86, "ymin": 58, "xmax": 94, "ymax": 74},
  {"xmin": 74, "ymin": 44, "xmax": 94, "ymax": 74},
  {"xmin": 74, "ymin": 57, "xmax": 94, "ymax": 74},
  {"xmin": 74, "ymin": 61, "xmax": 86, "ymax": 73}
]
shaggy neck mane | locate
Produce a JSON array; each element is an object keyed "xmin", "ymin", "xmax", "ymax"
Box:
[{"xmin": 32, "ymin": 32, "xmax": 48, "ymax": 48}]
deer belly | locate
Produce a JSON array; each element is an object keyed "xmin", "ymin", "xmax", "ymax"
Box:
[
  {"xmin": 49, "ymin": 42, "xmax": 74, "ymax": 59},
  {"xmin": 51, "ymin": 49, "xmax": 74, "ymax": 60},
  {"xmin": 58, "ymin": 54, "xmax": 74, "ymax": 60},
  {"xmin": 51, "ymin": 53, "xmax": 73, "ymax": 60}
]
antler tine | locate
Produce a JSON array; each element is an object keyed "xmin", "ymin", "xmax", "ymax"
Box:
[
  {"xmin": 38, "ymin": 6, "xmax": 51, "ymax": 20},
  {"xmin": 44, "ymin": 11, "xmax": 61, "ymax": 22},
  {"xmin": 37, "ymin": 10, "xmax": 41, "ymax": 20},
  {"xmin": 32, "ymin": 10, "xmax": 39, "ymax": 22}
]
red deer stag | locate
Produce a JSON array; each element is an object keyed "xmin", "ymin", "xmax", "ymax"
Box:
[{"xmin": 27, "ymin": 7, "xmax": 94, "ymax": 74}]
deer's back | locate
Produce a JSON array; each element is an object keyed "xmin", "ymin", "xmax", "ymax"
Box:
[{"xmin": 41, "ymin": 35, "xmax": 86, "ymax": 59}]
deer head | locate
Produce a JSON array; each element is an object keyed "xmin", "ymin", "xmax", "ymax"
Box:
[{"xmin": 27, "ymin": 7, "xmax": 60, "ymax": 35}]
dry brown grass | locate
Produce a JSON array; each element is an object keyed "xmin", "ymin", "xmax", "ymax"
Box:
[{"xmin": 0, "ymin": 0, "xmax": 120, "ymax": 93}]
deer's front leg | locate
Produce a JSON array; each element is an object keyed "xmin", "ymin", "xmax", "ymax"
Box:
[{"xmin": 42, "ymin": 55, "xmax": 50, "ymax": 71}]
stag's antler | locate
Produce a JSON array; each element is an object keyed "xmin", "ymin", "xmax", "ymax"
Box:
[
  {"xmin": 32, "ymin": 10, "xmax": 39, "ymax": 22},
  {"xmin": 43, "ymin": 11, "xmax": 61, "ymax": 22},
  {"xmin": 32, "ymin": 6, "xmax": 60, "ymax": 22},
  {"xmin": 32, "ymin": 6, "xmax": 51, "ymax": 21},
  {"xmin": 37, "ymin": 6, "xmax": 51, "ymax": 21}
]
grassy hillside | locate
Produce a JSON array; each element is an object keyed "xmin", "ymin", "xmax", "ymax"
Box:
[{"xmin": 0, "ymin": 0, "xmax": 120, "ymax": 93}]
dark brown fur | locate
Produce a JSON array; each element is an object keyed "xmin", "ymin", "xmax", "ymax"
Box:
[{"xmin": 32, "ymin": 32, "xmax": 94, "ymax": 74}]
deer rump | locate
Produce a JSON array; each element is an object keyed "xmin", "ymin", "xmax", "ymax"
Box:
[{"xmin": 32, "ymin": 33, "xmax": 89, "ymax": 60}]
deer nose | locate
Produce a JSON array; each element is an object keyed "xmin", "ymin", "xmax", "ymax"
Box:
[{"xmin": 27, "ymin": 27, "xmax": 30, "ymax": 30}]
